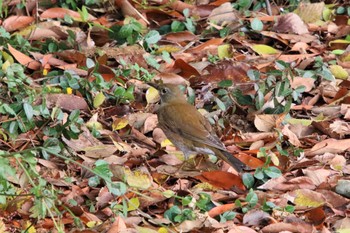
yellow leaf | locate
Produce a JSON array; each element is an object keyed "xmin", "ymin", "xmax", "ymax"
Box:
[
  {"xmin": 294, "ymin": 189, "xmax": 325, "ymax": 208},
  {"xmin": 329, "ymin": 39, "xmax": 350, "ymax": 45},
  {"xmin": 2, "ymin": 60, "xmax": 11, "ymax": 71},
  {"xmin": 330, "ymin": 65, "xmax": 348, "ymax": 80},
  {"xmin": 135, "ymin": 226, "xmax": 158, "ymax": 233},
  {"xmin": 127, "ymin": 197, "xmax": 140, "ymax": 211},
  {"xmin": 112, "ymin": 117, "xmax": 129, "ymax": 130},
  {"xmin": 162, "ymin": 190, "xmax": 175, "ymax": 198},
  {"xmin": 125, "ymin": 168, "xmax": 152, "ymax": 190},
  {"xmin": 146, "ymin": 87, "xmax": 160, "ymax": 104},
  {"xmin": 294, "ymin": 2, "xmax": 324, "ymax": 23},
  {"xmin": 218, "ymin": 44, "xmax": 232, "ymax": 59},
  {"xmin": 252, "ymin": 44, "xmax": 279, "ymax": 55},
  {"xmin": 158, "ymin": 227, "xmax": 169, "ymax": 233},
  {"xmin": 86, "ymin": 221, "xmax": 98, "ymax": 228},
  {"xmin": 161, "ymin": 139, "xmax": 173, "ymax": 147},
  {"xmin": 23, "ymin": 221, "xmax": 36, "ymax": 233},
  {"xmin": 270, "ymin": 152, "xmax": 280, "ymax": 166},
  {"xmin": 287, "ymin": 118, "xmax": 313, "ymax": 126},
  {"xmin": 93, "ymin": 92, "xmax": 106, "ymax": 108},
  {"xmin": 86, "ymin": 113, "xmax": 103, "ymax": 130},
  {"xmin": 156, "ymin": 45, "xmax": 182, "ymax": 54}
]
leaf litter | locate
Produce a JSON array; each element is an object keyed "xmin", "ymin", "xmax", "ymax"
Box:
[{"xmin": 0, "ymin": 1, "xmax": 350, "ymax": 232}]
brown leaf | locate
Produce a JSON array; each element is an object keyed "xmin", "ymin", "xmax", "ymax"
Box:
[
  {"xmin": 305, "ymin": 138, "xmax": 350, "ymax": 156},
  {"xmin": 2, "ymin": 15, "xmax": 34, "ymax": 32},
  {"xmin": 262, "ymin": 222, "xmax": 315, "ymax": 233},
  {"xmin": 40, "ymin": 7, "xmax": 96, "ymax": 21},
  {"xmin": 43, "ymin": 94, "xmax": 89, "ymax": 111},
  {"xmin": 295, "ymin": 2, "xmax": 324, "ymax": 24},
  {"xmin": 187, "ymin": 38, "xmax": 225, "ymax": 54},
  {"xmin": 243, "ymin": 210, "xmax": 271, "ymax": 226},
  {"xmin": 163, "ymin": 31, "xmax": 198, "ymax": 43},
  {"xmin": 7, "ymin": 44, "xmax": 41, "ymax": 70},
  {"xmin": 208, "ymin": 2, "xmax": 238, "ymax": 25},
  {"xmin": 115, "ymin": 0, "xmax": 149, "ymax": 25},
  {"xmin": 154, "ymin": 72, "xmax": 189, "ymax": 85},
  {"xmin": 199, "ymin": 60, "xmax": 251, "ymax": 85},
  {"xmin": 273, "ymin": 13, "xmax": 309, "ymax": 35},
  {"xmin": 174, "ymin": 59, "xmax": 201, "ymax": 78}
]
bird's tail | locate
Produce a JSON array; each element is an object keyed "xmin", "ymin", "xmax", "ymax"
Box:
[{"xmin": 214, "ymin": 149, "xmax": 247, "ymax": 172}]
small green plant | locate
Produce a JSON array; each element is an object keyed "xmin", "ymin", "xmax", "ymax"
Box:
[
  {"xmin": 295, "ymin": 56, "xmax": 334, "ymax": 81},
  {"xmin": 241, "ymin": 148, "xmax": 282, "ymax": 189},
  {"xmin": 109, "ymin": 17, "xmax": 143, "ymax": 45},
  {"xmin": 216, "ymin": 61, "xmax": 308, "ymax": 114},
  {"xmin": 208, "ymin": 53, "xmax": 220, "ymax": 64},
  {"xmin": 234, "ymin": 189, "xmax": 258, "ymax": 213},
  {"xmin": 163, "ymin": 192, "xmax": 215, "ymax": 223}
]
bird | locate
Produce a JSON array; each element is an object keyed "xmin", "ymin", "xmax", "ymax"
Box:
[{"xmin": 148, "ymin": 81, "xmax": 246, "ymax": 172}]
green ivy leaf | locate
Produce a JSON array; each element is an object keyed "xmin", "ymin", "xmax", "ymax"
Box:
[
  {"xmin": 145, "ymin": 30, "xmax": 161, "ymax": 45},
  {"xmin": 251, "ymin": 18, "xmax": 263, "ymax": 31},
  {"xmin": 264, "ymin": 166, "xmax": 282, "ymax": 178},
  {"xmin": 242, "ymin": 173, "xmax": 255, "ymax": 189}
]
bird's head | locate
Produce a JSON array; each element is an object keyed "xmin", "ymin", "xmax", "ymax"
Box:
[{"xmin": 148, "ymin": 81, "xmax": 186, "ymax": 104}]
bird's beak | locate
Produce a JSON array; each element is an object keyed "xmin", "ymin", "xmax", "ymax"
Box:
[{"xmin": 146, "ymin": 82, "xmax": 159, "ymax": 90}]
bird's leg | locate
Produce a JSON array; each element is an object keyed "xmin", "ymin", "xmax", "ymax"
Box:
[
  {"xmin": 194, "ymin": 154, "xmax": 217, "ymax": 171},
  {"xmin": 177, "ymin": 153, "xmax": 198, "ymax": 171}
]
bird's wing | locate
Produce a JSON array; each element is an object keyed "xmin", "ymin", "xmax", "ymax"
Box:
[{"xmin": 158, "ymin": 103, "xmax": 226, "ymax": 150}]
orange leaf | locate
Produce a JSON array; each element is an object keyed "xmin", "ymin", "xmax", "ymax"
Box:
[
  {"xmin": 2, "ymin": 16, "xmax": 34, "ymax": 32},
  {"xmin": 7, "ymin": 44, "xmax": 41, "ymax": 70},
  {"xmin": 195, "ymin": 170, "xmax": 245, "ymax": 190},
  {"xmin": 208, "ymin": 203, "xmax": 236, "ymax": 218},
  {"xmin": 40, "ymin": 7, "xmax": 96, "ymax": 21}
]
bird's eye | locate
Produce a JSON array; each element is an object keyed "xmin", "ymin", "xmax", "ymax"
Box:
[{"xmin": 161, "ymin": 88, "xmax": 168, "ymax": 94}]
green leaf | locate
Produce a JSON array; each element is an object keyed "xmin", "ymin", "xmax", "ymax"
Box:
[
  {"xmin": 68, "ymin": 109, "xmax": 81, "ymax": 122},
  {"xmin": 254, "ymin": 168, "xmax": 264, "ymax": 180},
  {"xmin": 331, "ymin": 49, "xmax": 345, "ymax": 55},
  {"xmin": 251, "ymin": 18, "xmax": 263, "ymax": 31},
  {"xmin": 2, "ymin": 104, "xmax": 16, "ymax": 115},
  {"xmin": 322, "ymin": 7, "xmax": 332, "ymax": 21},
  {"xmin": 23, "ymin": 102, "xmax": 33, "ymax": 120},
  {"xmin": 171, "ymin": 21, "xmax": 185, "ymax": 32},
  {"xmin": 93, "ymin": 159, "xmax": 112, "ymax": 181},
  {"xmin": 247, "ymin": 69, "xmax": 260, "ymax": 81},
  {"xmin": 161, "ymin": 51, "xmax": 172, "ymax": 63},
  {"xmin": 145, "ymin": 30, "xmax": 161, "ymax": 45},
  {"xmin": 183, "ymin": 8, "xmax": 190, "ymax": 18},
  {"xmin": 336, "ymin": 6, "xmax": 345, "ymax": 14},
  {"xmin": 144, "ymin": 54, "xmax": 160, "ymax": 69},
  {"xmin": 238, "ymin": 0, "xmax": 252, "ymax": 9},
  {"xmin": 242, "ymin": 173, "xmax": 255, "ymax": 189},
  {"xmin": 264, "ymin": 166, "xmax": 282, "ymax": 178},
  {"xmin": 218, "ymin": 80, "xmax": 232, "ymax": 87},
  {"xmin": 88, "ymin": 176, "xmax": 100, "ymax": 187},
  {"xmin": 215, "ymin": 97, "xmax": 226, "ymax": 111},
  {"xmin": 285, "ymin": 205, "xmax": 295, "ymax": 213},
  {"xmin": 246, "ymin": 189, "xmax": 258, "ymax": 207},
  {"xmin": 320, "ymin": 68, "xmax": 335, "ymax": 81},
  {"xmin": 86, "ymin": 58, "xmax": 95, "ymax": 69},
  {"xmin": 164, "ymin": 206, "xmax": 182, "ymax": 222},
  {"xmin": 108, "ymin": 181, "xmax": 127, "ymax": 196}
]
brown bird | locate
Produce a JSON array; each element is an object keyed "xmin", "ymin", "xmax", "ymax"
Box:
[{"xmin": 148, "ymin": 82, "xmax": 246, "ymax": 172}]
